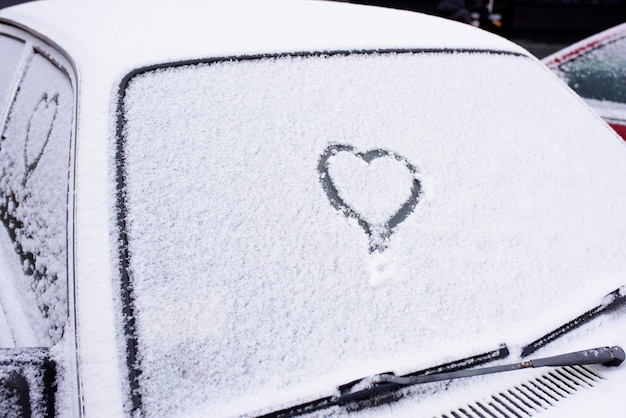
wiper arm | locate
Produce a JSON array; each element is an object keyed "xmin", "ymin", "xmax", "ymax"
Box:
[
  {"xmin": 256, "ymin": 344, "xmax": 509, "ymax": 418},
  {"xmin": 354, "ymin": 346, "xmax": 624, "ymax": 392},
  {"xmin": 522, "ymin": 285, "xmax": 626, "ymax": 357},
  {"xmin": 256, "ymin": 345, "xmax": 623, "ymax": 418},
  {"xmin": 256, "ymin": 285, "xmax": 626, "ymax": 417}
]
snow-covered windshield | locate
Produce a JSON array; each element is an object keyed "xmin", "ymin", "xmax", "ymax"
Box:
[{"xmin": 117, "ymin": 51, "xmax": 626, "ymax": 416}]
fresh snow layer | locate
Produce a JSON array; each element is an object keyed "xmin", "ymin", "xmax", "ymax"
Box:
[
  {"xmin": 0, "ymin": 0, "xmax": 526, "ymax": 82},
  {"xmin": 0, "ymin": 34, "xmax": 23, "ymax": 118},
  {"xmin": 119, "ymin": 51, "xmax": 626, "ymax": 416},
  {"xmin": 585, "ymin": 98, "xmax": 626, "ymax": 123},
  {"xmin": 0, "ymin": 50, "xmax": 73, "ymax": 346},
  {"xmin": 2, "ymin": 2, "xmax": 625, "ymax": 416}
]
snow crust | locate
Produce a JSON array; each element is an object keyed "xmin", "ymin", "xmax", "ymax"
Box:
[{"xmin": 119, "ymin": 51, "xmax": 626, "ymax": 416}]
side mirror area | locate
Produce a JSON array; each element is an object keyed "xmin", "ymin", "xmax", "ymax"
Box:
[{"xmin": 0, "ymin": 348, "xmax": 57, "ymax": 418}]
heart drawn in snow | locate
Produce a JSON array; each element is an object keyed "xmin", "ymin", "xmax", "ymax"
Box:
[
  {"xmin": 23, "ymin": 93, "xmax": 59, "ymax": 186},
  {"xmin": 318, "ymin": 144, "xmax": 421, "ymax": 252}
]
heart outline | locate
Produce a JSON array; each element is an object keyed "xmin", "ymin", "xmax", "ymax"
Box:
[
  {"xmin": 318, "ymin": 143, "xmax": 421, "ymax": 252},
  {"xmin": 22, "ymin": 93, "xmax": 59, "ymax": 186}
]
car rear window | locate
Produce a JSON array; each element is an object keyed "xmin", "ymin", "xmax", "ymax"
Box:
[
  {"xmin": 556, "ymin": 36, "xmax": 626, "ymax": 104},
  {"xmin": 117, "ymin": 51, "xmax": 626, "ymax": 416}
]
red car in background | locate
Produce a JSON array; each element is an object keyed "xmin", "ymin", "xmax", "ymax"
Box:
[{"xmin": 543, "ymin": 23, "xmax": 626, "ymax": 140}]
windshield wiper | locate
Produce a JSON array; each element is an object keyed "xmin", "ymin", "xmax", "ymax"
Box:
[
  {"xmin": 256, "ymin": 285, "xmax": 626, "ymax": 417},
  {"xmin": 522, "ymin": 285, "xmax": 626, "ymax": 357},
  {"xmin": 350, "ymin": 346, "xmax": 624, "ymax": 391},
  {"xmin": 256, "ymin": 344, "xmax": 509, "ymax": 418},
  {"xmin": 257, "ymin": 346, "xmax": 623, "ymax": 418}
]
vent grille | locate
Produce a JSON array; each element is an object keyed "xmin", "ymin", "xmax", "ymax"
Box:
[{"xmin": 437, "ymin": 365, "xmax": 603, "ymax": 418}]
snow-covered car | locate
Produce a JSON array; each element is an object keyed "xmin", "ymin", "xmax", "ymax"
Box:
[
  {"xmin": 1, "ymin": 0, "xmax": 626, "ymax": 417},
  {"xmin": 543, "ymin": 23, "xmax": 626, "ymax": 140}
]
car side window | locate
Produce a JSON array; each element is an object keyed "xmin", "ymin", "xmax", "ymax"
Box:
[
  {"xmin": 558, "ymin": 36, "xmax": 626, "ymax": 104},
  {"xmin": 0, "ymin": 35, "xmax": 24, "ymax": 120},
  {"xmin": 0, "ymin": 48, "xmax": 74, "ymax": 346}
]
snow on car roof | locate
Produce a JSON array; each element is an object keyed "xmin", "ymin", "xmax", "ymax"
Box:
[
  {"xmin": 542, "ymin": 22, "xmax": 626, "ymax": 67},
  {"xmin": 0, "ymin": 0, "xmax": 528, "ymax": 78}
]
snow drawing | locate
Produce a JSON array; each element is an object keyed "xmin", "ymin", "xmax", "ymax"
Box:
[
  {"xmin": 318, "ymin": 143, "xmax": 421, "ymax": 252},
  {"xmin": 0, "ymin": 76, "xmax": 69, "ymax": 345},
  {"xmin": 23, "ymin": 93, "xmax": 58, "ymax": 186}
]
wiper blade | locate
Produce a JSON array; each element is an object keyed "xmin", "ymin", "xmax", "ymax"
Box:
[
  {"xmin": 255, "ymin": 344, "xmax": 509, "ymax": 418},
  {"xmin": 257, "ymin": 345, "xmax": 623, "ymax": 418},
  {"xmin": 258, "ymin": 344, "xmax": 509, "ymax": 418},
  {"xmin": 256, "ymin": 285, "xmax": 626, "ymax": 417},
  {"xmin": 522, "ymin": 285, "xmax": 626, "ymax": 357},
  {"xmin": 359, "ymin": 346, "xmax": 624, "ymax": 390}
]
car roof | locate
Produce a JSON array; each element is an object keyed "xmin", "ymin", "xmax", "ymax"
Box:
[
  {"xmin": 542, "ymin": 22, "xmax": 626, "ymax": 67},
  {"xmin": 0, "ymin": 0, "xmax": 528, "ymax": 80}
]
